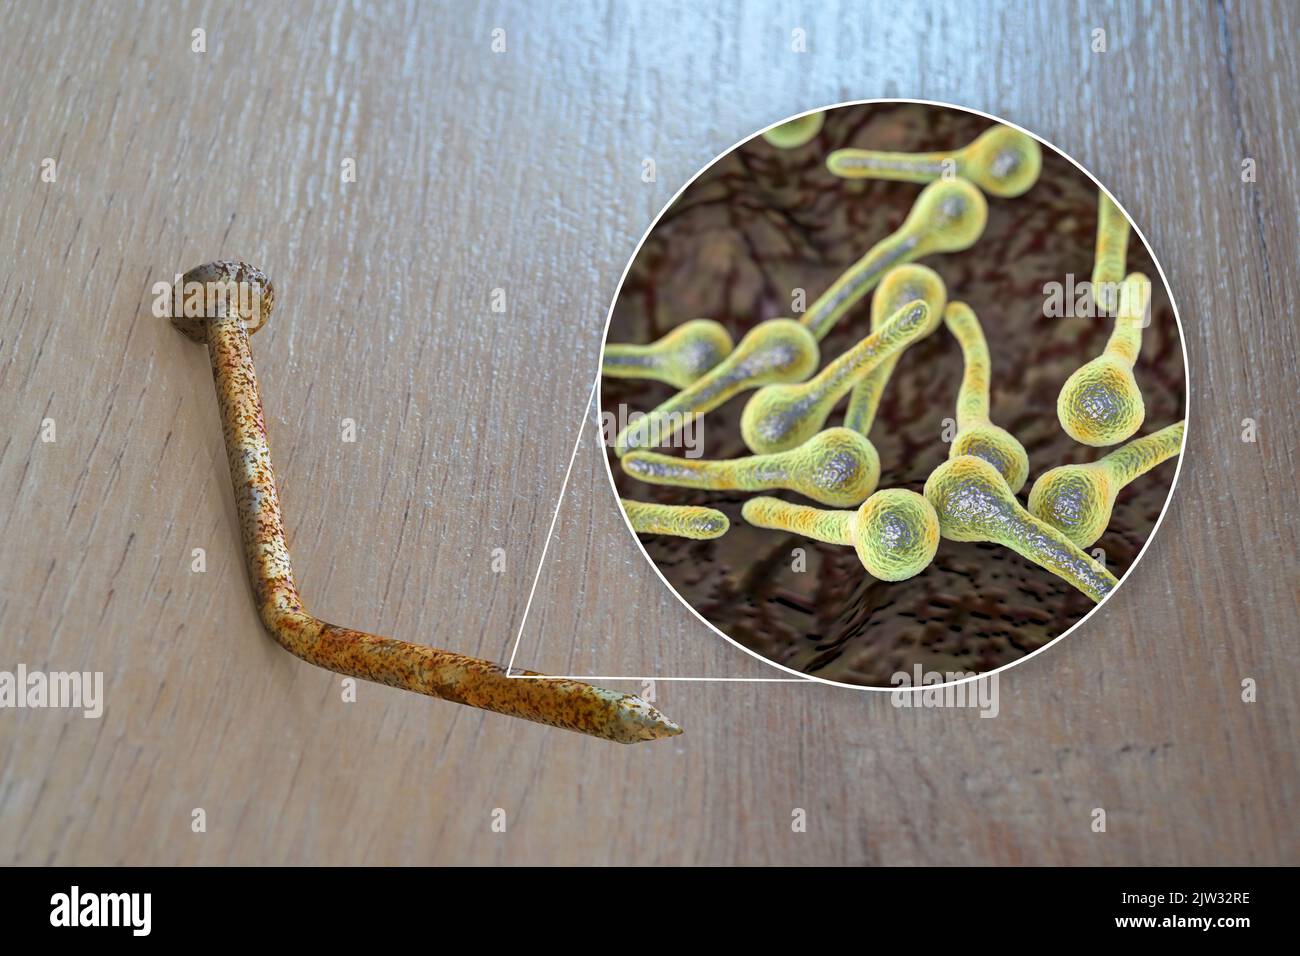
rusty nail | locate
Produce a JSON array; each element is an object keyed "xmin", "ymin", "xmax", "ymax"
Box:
[{"xmin": 173, "ymin": 260, "xmax": 682, "ymax": 744}]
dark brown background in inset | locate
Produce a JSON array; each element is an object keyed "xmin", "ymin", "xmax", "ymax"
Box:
[
  {"xmin": 1, "ymin": 1, "xmax": 1295, "ymax": 866},
  {"xmin": 603, "ymin": 102, "xmax": 1185, "ymax": 685}
]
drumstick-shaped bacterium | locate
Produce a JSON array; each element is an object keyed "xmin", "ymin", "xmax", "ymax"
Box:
[
  {"xmin": 620, "ymin": 499, "xmax": 729, "ymax": 539},
  {"xmin": 174, "ymin": 260, "xmax": 681, "ymax": 744},
  {"xmin": 843, "ymin": 264, "xmax": 948, "ymax": 435},
  {"xmin": 943, "ymin": 302, "xmax": 1030, "ymax": 493},
  {"xmin": 623, "ymin": 427, "xmax": 879, "ymax": 508},
  {"xmin": 613, "ymin": 318, "xmax": 819, "ymax": 457},
  {"xmin": 1057, "ymin": 272, "xmax": 1152, "ymax": 446},
  {"xmin": 602, "ymin": 319, "xmax": 734, "ymax": 389},
  {"xmin": 742, "ymin": 489, "xmax": 939, "ymax": 581},
  {"xmin": 1028, "ymin": 420, "xmax": 1184, "ymax": 548},
  {"xmin": 924, "ymin": 455, "xmax": 1118, "ymax": 603},
  {"xmin": 826, "ymin": 124, "xmax": 1043, "ymax": 198},
  {"xmin": 1091, "ymin": 191, "xmax": 1131, "ymax": 315},
  {"xmin": 800, "ymin": 178, "xmax": 987, "ymax": 341},
  {"xmin": 741, "ymin": 301, "xmax": 930, "ymax": 454},
  {"xmin": 762, "ymin": 111, "xmax": 825, "ymax": 149}
]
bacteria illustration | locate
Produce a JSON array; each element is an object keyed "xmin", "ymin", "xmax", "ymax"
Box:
[
  {"xmin": 620, "ymin": 499, "xmax": 730, "ymax": 540},
  {"xmin": 1028, "ymin": 420, "xmax": 1185, "ymax": 548},
  {"xmin": 742, "ymin": 489, "xmax": 939, "ymax": 581},
  {"xmin": 602, "ymin": 318, "xmax": 733, "ymax": 388},
  {"xmin": 1091, "ymin": 191, "xmax": 1131, "ymax": 314},
  {"xmin": 623, "ymin": 427, "xmax": 880, "ymax": 508},
  {"xmin": 741, "ymin": 300, "xmax": 930, "ymax": 454},
  {"xmin": 1057, "ymin": 271, "xmax": 1152, "ymax": 446},
  {"xmin": 613, "ymin": 317, "xmax": 819, "ymax": 457},
  {"xmin": 827, "ymin": 123, "xmax": 1043, "ymax": 198},
  {"xmin": 602, "ymin": 101, "xmax": 1186, "ymax": 686},
  {"xmin": 843, "ymin": 264, "xmax": 948, "ymax": 436},
  {"xmin": 924, "ymin": 455, "xmax": 1117, "ymax": 603},
  {"xmin": 799, "ymin": 178, "xmax": 987, "ymax": 341},
  {"xmin": 943, "ymin": 301, "xmax": 1031, "ymax": 493},
  {"xmin": 762, "ymin": 111, "xmax": 825, "ymax": 149}
]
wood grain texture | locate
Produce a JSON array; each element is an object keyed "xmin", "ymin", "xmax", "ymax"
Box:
[{"xmin": 0, "ymin": 0, "xmax": 1295, "ymax": 865}]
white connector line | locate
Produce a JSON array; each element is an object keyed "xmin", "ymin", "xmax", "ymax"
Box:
[
  {"xmin": 510, "ymin": 676, "xmax": 810, "ymax": 682},
  {"xmin": 506, "ymin": 376, "xmax": 598, "ymax": 676},
  {"xmin": 504, "ymin": 371, "xmax": 812, "ymax": 685}
]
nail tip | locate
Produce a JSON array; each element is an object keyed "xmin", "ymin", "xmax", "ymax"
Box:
[
  {"xmin": 614, "ymin": 693, "xmax": 684, "ymax": 743},
  {"xmin": 627, "ymin": 718, "xmax": 684, "ymax": 744}
]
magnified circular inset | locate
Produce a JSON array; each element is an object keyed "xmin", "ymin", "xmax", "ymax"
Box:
[{"xmin": 600, "ymin": 100, "xmax": 1188, "ymax": 688}]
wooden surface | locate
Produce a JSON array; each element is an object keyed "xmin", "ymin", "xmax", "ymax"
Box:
[{"xmin": 0, "ymin": 0, "xmax": 1295, "ymax": 866}]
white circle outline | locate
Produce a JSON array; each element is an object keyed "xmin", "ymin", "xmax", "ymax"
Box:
[{"xmin": 595, "ymin": 97, "xmax": 1191, "ymax": 693}]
